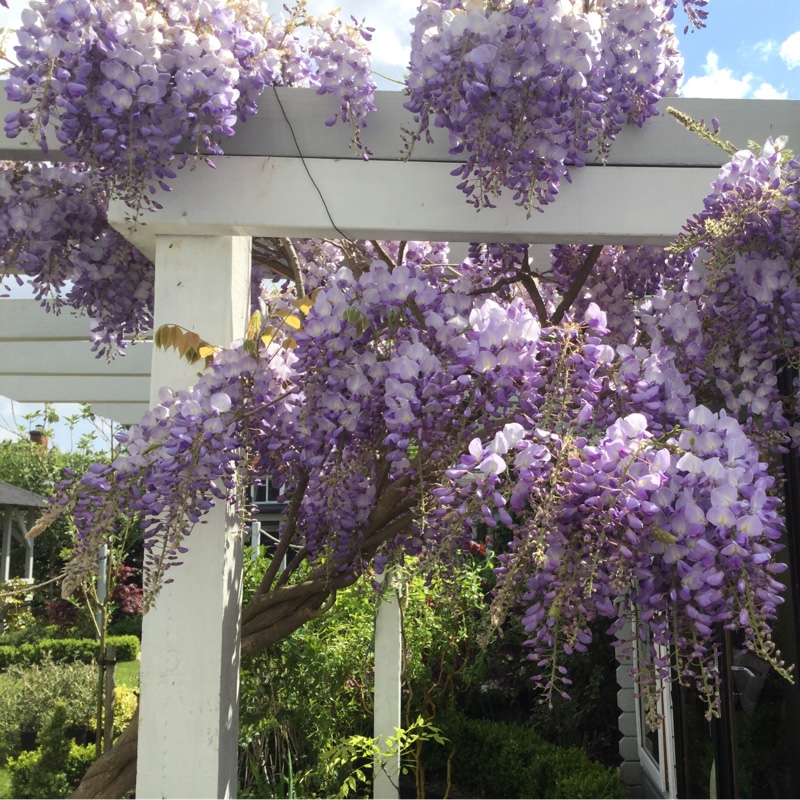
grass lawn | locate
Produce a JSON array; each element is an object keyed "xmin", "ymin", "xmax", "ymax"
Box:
[
  {"xmin": 0, "ymin": 768, "xmax": 11, "ymax": 799},
  {"xmin": 115, "ymin": 659, "xmax": 140, "ymax": 689}
]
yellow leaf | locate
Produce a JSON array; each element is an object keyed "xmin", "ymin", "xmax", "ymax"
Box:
[
  {"xmin": 246, "ymin": 311, "xmax": 262, "ymax": 341},
  {"xmin": 198, "ymin": 345, "xmax": 217, "ymax": 358},
  {"xmin": 261, "ymin": 333, "xmax": 276, "ymax": 348},
  {"xmin": 280, "ymin": 313, "xmax": 302, "ymax": 330},
  {"xmin": 284, "ymin": 337, "xmax": 297, "ymax": 349},
  {"xmin": 293, "ymin": 295, "xmax": 315, "ymax": 315}
]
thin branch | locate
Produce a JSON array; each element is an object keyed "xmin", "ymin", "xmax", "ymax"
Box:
[
  {"xmin": 550, "ymin": 244, "xmax": 604, "ymax": 325},
  {"xmin": 275, "ymin": 545, "xmax": 310, "ymax": 589},
  {"xmin": 371, "ymin": 240, "xmax": 396, "ymax": 270},
  {"xmin": 397, "ymin": 241, "xmax": 408, "ymax": 264},
  {"xmin": 469, "ymin": 274, "xmax": 522, "ymax": 297},
  {"xmin": 257, "ymin": 470, "xmax": 310, "ymax": 596},
  {"xmin": 279, "ymin": 237, "xmax": 305, "ymax": 297},
  {"xmin": 518, "ymin": 244, "xmax": 549, "ymax": 325}
]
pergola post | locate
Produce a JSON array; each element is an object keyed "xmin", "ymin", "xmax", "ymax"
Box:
[
  {"xmin": 374, "ymin": 571, "xmax": 402, "ymax": 800},
  {"xmin": 136, "ymin": 235, "xmax": 251, "ymax": 799}
]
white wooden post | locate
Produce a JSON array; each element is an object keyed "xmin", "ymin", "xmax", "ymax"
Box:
[
  {"xmin": 250, "ymin": 520, "xmax": 261, "ymax": 560},
  {"xmin": 23, "ymin": 537, "xmax": 33, "ymax": 581},
  {"xmin": 1, "ymin": 509, "xmax": 11, "ymax": 583},
  {"xmin": 136, "ymin": 235, "xmax": 251, "ymax": 799},
  {"xmin": 373, "ymin": 570, "xmax": 402, "ymax": 800}
]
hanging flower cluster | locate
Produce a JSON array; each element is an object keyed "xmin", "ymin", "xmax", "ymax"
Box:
[
  {"xmin": 4, "ymin": 0, "xmax": 376, "ymax": 207},
  {"xmin": 2, "ymin": 0, "xmax": 376, "ymax": 351},
  {"xmin": 0, "ymin": 160, "xmax": 153, "ymax": 354},
  {"xmin": 645, "ymin": 137, "xmax": 800, "ymax": 448},
  {"xmin": 404, "ymin": 0, "xmax": 684, "ymax": 212}
]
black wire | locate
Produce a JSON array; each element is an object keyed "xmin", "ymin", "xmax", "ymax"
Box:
[{"xmin": 271, "ymin": 86, "xmax": 355, "ymax": 244}]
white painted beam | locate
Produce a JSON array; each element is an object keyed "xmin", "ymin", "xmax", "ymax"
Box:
[
  {"xmin": 0, "ymin": 300, "xmax": 111, "ymax": 341},
  {"xmin": 111, "ymin": 159, "xmax": 721, "ymax": 260},
  {"xmin": 89, "ymin": 402, "xmax": 148, "ymax": 426},
  {"xmin": 136, "ymin": 234, "xmax": 250, "ymax": 799},
  {"xmin": 1, "ymin": 510, "xmax": 11, "ymax": 584},
  {"xmin": 1, "ymin": 85, "xmax": 796, "ymax": 167},
  {"xmin": 0, "ymin": 374, "xmax": 148, "ymax": 403},
  {"xmin": 0, "ymin": 341, "xmax": 151, "ymax": 376}
]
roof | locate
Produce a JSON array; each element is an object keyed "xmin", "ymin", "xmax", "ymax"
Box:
[{"xmin": 0, "ymin": 481, "xmax": 47, "ymax": 509}]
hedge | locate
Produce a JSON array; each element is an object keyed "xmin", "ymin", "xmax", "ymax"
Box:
[
  {"xmin": 422, "ymin": 715, "xmax": 626, "ymax": 799},
  {"xmin": 0, "ymin": 635, "xmax": 139, "ymax": 670}
]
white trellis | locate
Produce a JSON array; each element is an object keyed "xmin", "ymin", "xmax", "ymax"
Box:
[{"xmin": 1, "ymin": 86, "xmax": 798, "ymax": 799}]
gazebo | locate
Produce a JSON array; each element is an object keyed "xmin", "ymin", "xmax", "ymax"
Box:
[{"xmin": 0, "ymin": 480, "xmax": 44, "ymax": 596}]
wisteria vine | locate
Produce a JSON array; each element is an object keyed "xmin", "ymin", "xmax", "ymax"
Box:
[{"xmin": 7, "ymin": 0, "xmax": 800, "ymax": 734}]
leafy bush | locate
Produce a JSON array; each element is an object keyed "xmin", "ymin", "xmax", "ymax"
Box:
[
  {"xmin": 0, "ymin": 621, "xmax": 60, "ymax": 647},
  {"xmin": 7, "ymin": 704, "xmax": 95, "ymax": 799},
  {"xmin": 422, "ymin": 716, "xmax": 626, "ymax": 799},
  {"xmin": 0, "ymin": 634, "xmax": 139, "ymax": 669},
  {"xmin": 0, "ymin": 659, "xmax": 95, "ymax": 760},
  {"xmin": 108, "ymin": 613, "xmax": 142, "ymax": 639},
  {"xmin": 0, "ymin": 579, "xmax": 36, "ymax": 633},
  {"xmin": 238, "ymin": 553, "xmax": 375, "ymax": 798}
]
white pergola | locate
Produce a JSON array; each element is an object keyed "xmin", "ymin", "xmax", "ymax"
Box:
[{"xmin": 1, "ymin": 86, "xmax": 798, "ymax": 798}]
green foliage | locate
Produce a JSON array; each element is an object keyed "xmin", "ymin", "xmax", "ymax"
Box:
[
  {"xmin": 397, "ymin": 556, "xmax": 492, "ymax": 722},
  {"xmin": 0, "ymin": 580, "xmax": 36, "ymax": 632},
  {"xmin": 237, "ymin": 550, "xmax": 622, "ymax": 798},
  {"xmin": 0, "ymin": 659, "xmax": 95, "ymax": 760},
  {"xmin": 108, "ymin": 613, "xmax": 142, "ymax": 638},
  {"xmin": 0, "ymin": 766, "xmax": 11, "ymax": 799},
  {"xmin": 320, "ymin": 717, "xmax": 446, "ymax": 799},
  {"xmin": 238, "ymin": 551, "xmax": 376, "ymax": 798},
  {"xmin": 422, "ymin": 716, "xmax": 626, "ymax": 799},
  {"xmin": 0, "ymin": 635, "xmax": 139, "ymax": 669},
  {"xmin": 0, "ymin": 621, "xmax": 59, "ymax": 646},
  {"xmin": 6, "ymin": 704, "xmax": 95, "ymax": 799}
]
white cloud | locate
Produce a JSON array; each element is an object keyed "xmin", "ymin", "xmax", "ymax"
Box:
[
  {"xmin": 753, "ymin": 82, "xmax": 789, "ymax": 100},
  {"xmin": 369, "ymin": 26, "xmax": 411, "ymax": 69},
  {"xmin": 752, "ymin": 40, "xmax": 778, "ymax": 61},
  {"xmin": 780, "ymin": 31, "xmax": 800, "ymax": 70},
  {"xmin": 682, "ymin": 51, "xmax": 753, "ymax": 98}
]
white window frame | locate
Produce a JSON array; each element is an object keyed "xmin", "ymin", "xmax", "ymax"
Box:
[{"xmin": 634, "ymin": 645, "xmax": 678, "ymax": 799}]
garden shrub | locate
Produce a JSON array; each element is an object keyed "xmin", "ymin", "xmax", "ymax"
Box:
[
  {"xmin": 0, "ymin": 621, "xmax": 60, "ymax": 647},
  {"xmin": 0, "ymin": 634, "xmax": 139, "ymax": 669},
  {"xmin": 0, "ymin": 659, "xmax": 95, "ymax": 760},
  {"xmin": 422, "ymin": 716, "xmax": 626, "ymax": 799},
  {"xmin": 0, "ymin": 579, "xmax": 36, "ymax": 633},
  {"xmin": 7, "ymin": 704, "xmax": 95, "ymax": 799},
  {"xmin": 108, "ymin": 613, "xmax": 143, "ymax": 639}
]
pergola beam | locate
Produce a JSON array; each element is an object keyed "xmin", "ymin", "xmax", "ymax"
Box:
[
  {"xmin": 1, "ymin": 88, "xmax": 796, "ymax": 166},
  {"xmin": 110, "ymin": 159, "xmax": 721, "ymax": 260}
]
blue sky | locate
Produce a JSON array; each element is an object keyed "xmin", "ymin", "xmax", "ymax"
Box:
[{"xmin": 1, "ymin": 0, "xmax": 799, "ymax": 448}]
